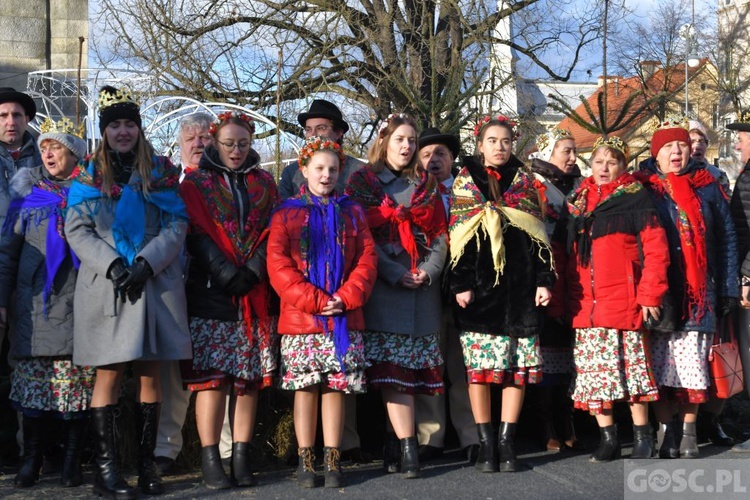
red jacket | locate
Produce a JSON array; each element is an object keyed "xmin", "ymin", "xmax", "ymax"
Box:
[
  {"xmin": 267, "ymin": 202, "xmax": 378, "ymax": 335},
  {"xmin": 567, "ymin": 177, "xmax": 670, "ymax": 331}
]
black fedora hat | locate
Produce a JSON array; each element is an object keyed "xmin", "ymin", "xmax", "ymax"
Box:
[
  {"xmin": 727, "ymin": 111, "xmax": 750, "ymax": 133},
  {"xmin": 297, "ymin": 99, "xmax": 349, "ymax": 134},
  {"xmin": 0, "ymin": 87, "xmax": 36, "ymax": 120},
  {"xmin": 418, "ymin": 127, "xmax": 460, "ymax": 158}
]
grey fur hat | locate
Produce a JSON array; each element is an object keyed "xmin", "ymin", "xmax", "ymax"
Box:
[{"xmin": 37, "ymin": 132, "xmax": 87, "ymax": 160}]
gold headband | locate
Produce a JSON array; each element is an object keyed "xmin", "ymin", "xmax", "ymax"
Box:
[
  {"xmin": 593, "ymin": 136, "xmax": 628, "ymax": 158},
  {"xmin": 39, "ymin": 116, "xmax": 85, "ymax": 138},
  {"xmin": 97, "ymin": 87, "xmax": 139, "ymax": 110}
]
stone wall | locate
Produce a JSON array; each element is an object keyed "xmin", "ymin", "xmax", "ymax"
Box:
[{"xmin": 0, "ymin": 0, "xmax": 88, "ymax": 92}]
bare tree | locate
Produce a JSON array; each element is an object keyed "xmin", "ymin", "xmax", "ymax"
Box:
[{"xmin": 91, "ymin": 0, "xmax": 604, "ymax": 145}]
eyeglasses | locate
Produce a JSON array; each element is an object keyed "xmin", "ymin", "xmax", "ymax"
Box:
[
  {"xmin": 216, "ymin": 140, "xmax": 250, "ymax": 152},
  {"xmin": 304, "ymin": 124, "xmax": 332, "ymax": 135}
]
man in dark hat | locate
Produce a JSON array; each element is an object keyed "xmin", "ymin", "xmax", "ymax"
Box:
[
  {"xmin": 413, "ymin": 128, "xmax": 479, "ymax": 463},
  {"xmin": 0, "ymin": 87, "xmax": 40, "ymax": 225},
  {"xmin": 728, "ymin": 112, "xmax": 750, "ymax": 453},
  {"xmin": 278, "ymin": 99, "xmax": 363, "ymax": 199}
]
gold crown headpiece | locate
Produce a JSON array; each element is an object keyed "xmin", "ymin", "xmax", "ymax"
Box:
[
  {"xmin": 298, "ymin": 135, "xmax": 346, "ymax": 169},
  {"xmin": 735, "ymin": 110, "xmax": 750, "ymax": 124},
  {"xmin": 593, "ymin": 136, "xmax": 628, "ymax": 158},
  {"xmin": 536, "ymin": 126, "xmax": 573, "ymax": 152},
  {"xmin": 647, "ymin": 113, "xmax": 689, "ymax": 134},
  {"xmin": 97, "ymin": 87, "xmax": 139, "ymax": 110},
  {"xmin": 39, "ymin": 117, "xmax": 86, "ymax": 139}
]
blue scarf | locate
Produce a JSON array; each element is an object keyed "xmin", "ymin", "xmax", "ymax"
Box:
[
  {"xmin": 278, "ymin": 191, "xmax": 357, "ymax": 369},
  {"xmin": 67, "ymin": 157, "xmax": 187, "ymax": 265},
  {"xmin": 4, "ymin": 185, "xmax": 80, "ymax": 317}
]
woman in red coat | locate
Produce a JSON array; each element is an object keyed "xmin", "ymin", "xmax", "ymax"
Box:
[
  {"xmin": 267, "ymin": 137, "xmax": 378, "ymax": 488},
  {"xmin": 567, "ymin": 136, "xmax": 669, "ymax": 462}
]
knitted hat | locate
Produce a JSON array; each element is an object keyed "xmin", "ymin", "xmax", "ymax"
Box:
[
  {"xmin": 37, "ymin": 117, "xmax": 87, "ymax": 159},
  {"xmin": 98, "ymin": 85, "xmax": 141, "ymax": 133},
  {"xmin": 650, "ymin": 115, "xmax": 690, "ymax": 157}
]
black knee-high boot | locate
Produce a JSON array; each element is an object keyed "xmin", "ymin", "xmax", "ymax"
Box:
[
  {"xmin": 14, "ymin": 415, "xmax": 45, "ymax": 487},
  {"xmin": 91, "ymin": 405, "xmax": 136, "ymax": 499},
  {"xmin": 137, "ymin": 402, "xmax": 164, "ymax": 495},
  {"xmin": 60, "ymin": 416, "xmax": 89, "ymax": 487}
]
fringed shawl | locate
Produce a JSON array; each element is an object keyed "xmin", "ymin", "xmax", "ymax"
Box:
[
  {"xmin": 67, "ymin": 156, "xmax": 187, "ymax": 265},
  {"xmin": 345, "ymin": 165, "xmax": 446, "ymax": 272},
  {"xmin": 180, "ymin": 164, "xmax": 278, "ymax": 345},
  {"xmin": 449, "ymin": 164, "xmax": 552, "ymax": 285},
  {"xmin": 567, "ymin": 174, "xmax": 661, "ymax": 268},
  {"xmin": 275, "ymin": 187, "xmax": 362, "ymax": 368}
]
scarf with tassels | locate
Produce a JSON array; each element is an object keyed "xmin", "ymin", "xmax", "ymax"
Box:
[
  {"xmin": 180, "ymin": 164, "xmax": 278, "ymax": 345},
  {"xmin": 276, "ymin": 187, "xmax": 362, "ymax": 369},
  {"xmin": 345, "ymin": 166, "xmax": 446, "ymax": 272},
  {"xmin": 634, "ymin": 168, "xmax": 715, "ymax": 321},
  {"xmin": 449, "ymin": 164, "xmax": 552, "ymax": 285},
  {"xmin": 567, "ymin": 174, "xmax": 660, "ymax": 268},
  {"xmin": 67, "ymin": 156, "xmax": 187, "ymax": 265},
  {"xmin": 3, "ymin": 179, "xmax": 80, "ymax": 318}
]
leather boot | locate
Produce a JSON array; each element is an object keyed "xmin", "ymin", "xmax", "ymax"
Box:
[
  {"xmin": 680, "ymin": 421, "xmax": 699, "ymax": 459},
  {"xmin": 200, "ymin": 444, "xmax": 231, "ymax": 489},
  {"xmin": 498, "ymin": 422, "xmax": 519, "ymax": 472},
  {"xmin": 656, "ymin": 422, "xmax": 679, "ymax": 459},
  {"xmin": 537, "ymin": 387, "xmax": 562, "ymax": 451},
  {"xmin": 297, "ymin": 447, "xmax": 316, "ymax": 488},
  {"xmin": 137, "ymin": 402, "xmax": 163, "ymax": 495},
  {"xmin": 589, "ymin": 425, "xmax": 620, "ymax": 463},
  {"xmin": 705, "ymin": 415, "xmax": 735, "ymax": 446},
  {"xmin": 323, "ymin": 446, "xmax": 343, "ymax": 488},
  {"xmin": 631, "ymin": 424, "xmax": 654, "ymax": 459},
  {"xmin": 60, "ymin": 417, "xmax": 88, "ymax": 487},
  {"xmin": 475, "ymin": 423, "xmax": 498, "ymax": 473},
  {"xmin": 91, "ymin": 405, "xmax": 136, "ymax": 499},
  {"xmin": 382, "ymin": 432, "xmax": 401, "ymax": 473},
  {"xmin": 14, "ymin": 415, "xmax": 45, "ymax": 487},
  {"xmin": 400, "ymin": 437, "xmax": 421, "ymax": 479},
  {"xmin": 230, "ymin": 442, "xmax": 257, "ymax": 487}
]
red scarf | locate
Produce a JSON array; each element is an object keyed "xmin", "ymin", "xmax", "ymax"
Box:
[
  {"xmin": 635, "ymin": 168, "xmax": 715, "ymax": 321},
  {"xmin": 345, "ymin": 166, "xmax": 446, "ymax": 272}
]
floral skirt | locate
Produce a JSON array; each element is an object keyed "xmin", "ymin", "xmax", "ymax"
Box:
[
  {"xmin": 571, "ymin": 328, "xmax": 658, "ymax": 414},
  {"xmin": 280, "ymin": 331, "xmax": 368, "ymax": 393},
  {"xmin": 460, "ymin": 331, "xmax": 542, "ymax": 385},
  {"xmin": 364, "ymin": 331, "xmax": 443, "ymax": 395},
  {"xmin": 9, "ymin": 357, "xmax": 95, "ymax": 419},
  {"xmin": 182, "ymin": 316, "xmax": 278, "ymax": 395},
  {"xmin": 649, "ymin": 330, "xmax": 713, "ymax": 404}
]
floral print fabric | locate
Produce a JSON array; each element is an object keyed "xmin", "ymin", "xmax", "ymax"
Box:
[
  {"xmin": 10, "ymin": 357, "xmax": 95, "ymax": 418},
  {"xmin": 460, "ymin": 331, "xmax": 542, "ymax": 385},
  {"xmin": 280, "ymin": 331, "xmax": 368, "ymax": 393},
  {"xmin": 183, "ymin": 317, "xmax": 278, "ymax": 395},
  {"xmin": 649, "ymin": 329, "xmax": 713, "ymax": 403},
  {"xmin": 571, "ymin": 327, "xmax": 659, "ymax": 414},
  {"xmin": 364, "ymin": 331, "xmax": 443, "ymax": 395}
]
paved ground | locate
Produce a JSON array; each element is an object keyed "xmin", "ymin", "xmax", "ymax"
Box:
[{"xmin": 1, "ymin": 439, "xmax": 747, "ymax": 499}]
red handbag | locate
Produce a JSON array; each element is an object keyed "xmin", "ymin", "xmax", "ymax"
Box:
[{"xmin": 708, "ymin": 314, "xmax": 745, "ymax": 399}]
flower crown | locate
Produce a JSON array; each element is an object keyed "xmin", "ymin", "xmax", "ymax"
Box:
[
  {"xmin": 648, "ymin": 113, "xmax": 689, "ymax": 134},
  {"xmin": 473, "ymin": 114, "xmax": 520, "ymax": 140},
  {"xmin": 208, "ymin": 111, "xmax": 255, "ymax": 136},
  {"xmin": 536, "ymin": 126, "xmax": 573, "ymax": 152},
  {"xmin": 298, "ymin": 135, "xmax": 345, "ymax": 169},
  {"xmin": 97, "ymin": 87, "xmax": 139, "ymax": 110},
  {"xmin": 593, "ymin": 136, "xmax": 629, "ymax": 158},
  {"xmin": 378, "ymin": 113, "xmax": 410, "ymax": 135},
  {"xmin": 40, "ymin": 116, "xmax": 86, "ymax": 139}
]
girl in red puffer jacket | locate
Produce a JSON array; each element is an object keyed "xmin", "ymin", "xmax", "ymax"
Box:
[{"xmin": 267, "ymin": 137, "xmax": 378, "ymax": 489}]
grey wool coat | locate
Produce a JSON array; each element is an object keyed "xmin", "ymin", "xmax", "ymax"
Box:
[
  {"xmin": 65, "ymin": 167, "xmax": 192, "ymax": 367},
  {"xmin": 361, "ymin": 167, "xmax": 447, "ymax": 337},
  {"xmin": 0, "ymin": 166, "xmax": 76, "ymax": 359}
]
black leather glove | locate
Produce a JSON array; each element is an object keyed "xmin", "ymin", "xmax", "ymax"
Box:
[
  {"xmin": 107, "ymin": 259, "xmax": 130, "ymax": 287},
  {"xmin": 719, "ymin": 296, "xmax": 739, "ymax": 317},
  {"xmin": 224, "ymin": 268, "xmax": 259, "ymax": 296},
  {"xmin": 121, "ymin": 258, "xmax": 153, "ymax": 300}
]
